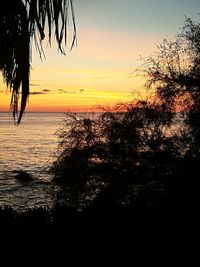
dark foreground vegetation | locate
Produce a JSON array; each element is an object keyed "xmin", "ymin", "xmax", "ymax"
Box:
[
  {"xmin": 1, "ymin": 111, "xmax": 200, "ymax": 265},
  {"xmin": 1, "ymin": 15, "xmax": 200, "ymax": 265},
  {"xmin": 1, "ymin": 194, "xmax": 200, "ymax": 265}
]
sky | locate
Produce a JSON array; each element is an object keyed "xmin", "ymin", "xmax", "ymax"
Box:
[{"xmin": 0, "ymin": 0, "xmax": 200, "ymax": 112}]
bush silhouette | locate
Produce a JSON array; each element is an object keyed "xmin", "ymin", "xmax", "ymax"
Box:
[{"xmin": 51, "ymin": 101, "xmax": 190, "ymax": 208}]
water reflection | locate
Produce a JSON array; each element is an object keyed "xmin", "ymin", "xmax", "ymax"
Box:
[{"xmin": 0, "ymin": 112, "xmax": 64, "ymax": 210}]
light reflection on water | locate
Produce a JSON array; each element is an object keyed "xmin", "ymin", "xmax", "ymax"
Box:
[
  {"xmin": 0, "ymin": 112, "xmax": 186, "ymax": 210},
  {"xmin": 0, "ymin": 112, "xmax": 65, "ymax": 210}
]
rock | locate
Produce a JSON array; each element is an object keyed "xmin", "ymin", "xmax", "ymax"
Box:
[{"xmin": 14, "ymin": 171, "xmax": 34, "ymax": 182}]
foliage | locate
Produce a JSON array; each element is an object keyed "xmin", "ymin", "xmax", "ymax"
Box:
[
  {"xmin": 142, "ymin": 16, "xmax": 200, "ymax": 113},
  {"xmin": 141, "ymin": 15, "xmax": 200, "ymax": 160},
  {"xmin": 51, "ymin": 14, "xmax": 200, "ymax": 206},
  {"xmin": 0, "ymin": 0, "xmax": 76, "ymax": 123},
  {"xmin": 51, "ymin": 101, "xmax": 185, "ymax": 208}
]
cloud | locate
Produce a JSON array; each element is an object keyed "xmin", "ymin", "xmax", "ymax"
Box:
[
  {"xmin": 30, "ymin": 92, "xmax": 45, "ymax": 95},
  {"xmin": 57, "ymin": 88, "xmax": 86, "ymax": 94},
  {"xmin": 57, "ymin": 89, "xmax": 77, "ymax": 94},
  {"xmin": 29, "ymin": 89, "xmax": 51, "ymax": 95},
  {"xmin": 30, "ymin": 83, "xmax": 40, "ymax": 87}
]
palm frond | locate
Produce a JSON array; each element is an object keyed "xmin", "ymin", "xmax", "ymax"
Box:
[{"xmin": 0, "ymin": 0, "xmax": 77, "ymax": 123}]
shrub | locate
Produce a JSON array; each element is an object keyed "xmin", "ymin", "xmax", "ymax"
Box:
[{"xmin": 51, "ymin": 102, "xmax": 184, "ymax": 207}]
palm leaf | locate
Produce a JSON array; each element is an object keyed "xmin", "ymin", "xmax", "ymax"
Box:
[{"xmin": 0, "ymin": 0, "xmax": 76, "ymax": 123}]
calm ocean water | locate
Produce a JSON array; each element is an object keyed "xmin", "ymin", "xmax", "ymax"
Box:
[
  {"xmin": 0, "ymin": 111, "xmax": 185, "ymax": 210},
  {"xmin": 0, "ymin": 112, "xmax": 65, "ymax": 210}
]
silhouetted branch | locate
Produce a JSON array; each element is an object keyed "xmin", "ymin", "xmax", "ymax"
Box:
[{"xmin": 0, "ymin": 0, "xmax": 77, "ymax": 123}]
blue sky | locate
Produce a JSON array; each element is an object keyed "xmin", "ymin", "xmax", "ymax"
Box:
[
  {"xmin": 42, "ymin": 0, "xmax": 200, "ymax": 68},
  {"xmin": 75, "ymin": 0, "xmax": 200, "ymax": 34}
]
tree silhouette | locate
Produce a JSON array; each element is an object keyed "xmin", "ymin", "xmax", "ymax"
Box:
[
  {"xmin": 142, "ymin": 15, "xmax": 200, "ymax": 160},
  {"xmin": 51, "ymin": 101, "xmax": 179, "ymax": 208},
  {"xmin": 51, "ymin": 15, "xmax": 200, "ymax": 208},
  {"xmin": 142, "ymin": 16, "xmax": 200, "ymax": 113},
  {"xmin": 0, "ymin": 0, "xmax": 76, "ymax": 123}
]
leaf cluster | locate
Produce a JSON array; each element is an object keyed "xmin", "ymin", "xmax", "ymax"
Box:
[{"xmin": 0, "ymin": 0, "xmax": 76, "ymax": 123}]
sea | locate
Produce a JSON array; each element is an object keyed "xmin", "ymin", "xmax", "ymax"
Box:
[
  {"xmin": 0, "ymin": 111, "xmax": 186, "ymax": 211},
  {"xmin": 0, "ymin": 112, "xmax": 65, "ymax": 210}
]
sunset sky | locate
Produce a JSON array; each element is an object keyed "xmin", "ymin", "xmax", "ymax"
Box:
[{"xmin": 0, "ymin": 0, "xmax": 200, "ymax": 112}]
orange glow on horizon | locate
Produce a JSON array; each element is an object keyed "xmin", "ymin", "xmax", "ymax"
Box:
[
  {"xmin": 0, "ymin": 27, "xmax": 154, "ymax": 113},
  {"xmin": 0, "ymin": 66, "xmax": 148, "ymax": 113}
]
